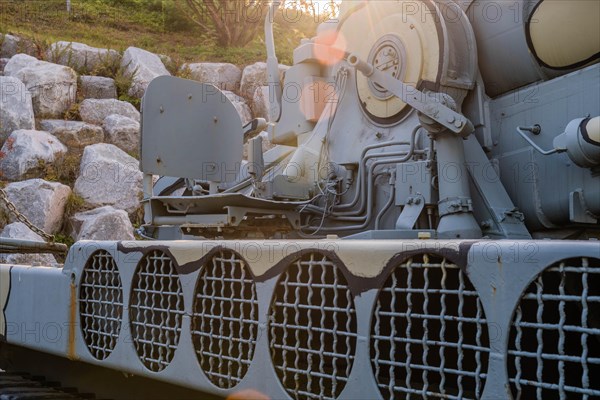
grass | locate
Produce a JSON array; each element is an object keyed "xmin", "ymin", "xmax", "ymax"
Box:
[
  {"xmin": 0, "ymin": 0, "xmax": 319, "ymax": 66},
  {"xmin": 63, "ymin": 192, "xmax": 86, "ymax": 218},
  {"xmin": 40, "ymin": 152, "xmax": 82, "ymax": 187}
]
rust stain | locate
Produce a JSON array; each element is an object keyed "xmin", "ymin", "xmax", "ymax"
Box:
[{"xmin": 67, "ymin": 279, "xmax": 78, "ymax": 361}]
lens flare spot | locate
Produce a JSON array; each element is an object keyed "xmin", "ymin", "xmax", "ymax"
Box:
[
  {"xmin": 300, "ymin": 79, "xmax": 338, "ymax": 122},
  {"xmin": 314, "ymin": 29, "xmax": 347, "ymax": 66},
  {"xmin": 226, "ymin": 389, "xmax": 270, "ymax": 400}
]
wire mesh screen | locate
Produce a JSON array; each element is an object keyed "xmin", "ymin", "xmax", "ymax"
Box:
[
  {"xmin": 79, "ymin": 250, "xmax": 123, "ymax": 361},
  {"xmin": 269, "ymin": 252, "xmax": 357, "ymax": 400},
  {"xmin": 508, "ymin": 257, "xmax": 600, "ymax": 400},
  {"xmin": 130, "ymin": 250, "xmax": 185, "ymax": 372},
  {"xmin": 371, "ymin": 254, "xmax": 490, "ymax": 399},
  {"xmin": 191, "ymin": 250, "xmax": 259, "ymax": 389}
]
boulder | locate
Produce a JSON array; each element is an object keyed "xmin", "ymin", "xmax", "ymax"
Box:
[
  {"xmin": 1, "ymin": 179, "xmax": 71, "ymax": 234},
  {"xmin": 74, "ymin": 143, "xmax": 143, "ymax": 213},
  {"xmin": 0, "ymin": 34, "xmax": 19, "ymax": 58},
  {"xmin": 4, "ymin": 54, "xmax": 77, "ymax": 118},
  {"xmin": 158, "ymin": 54, "xmax": 172, "ymax": 67},
  {"xmin": 240, "ymin": 62, "xmax": 289, "ymax": 98},
  {"xmin": 121, "ymin": 47, "xmax": 170, "ymax": 98},
  {"xmin": 0, "ymin": 130, "xmax": 67, "ymax": 181},
  {"xmin": 0, "ymin": 76, "xmax": 35, "ymax": 143},
  {"xmin": 79, "ymin": 99, "xmax": 140, "ymax": 125},
  {"xmin": 0, "ymin": 58, "xmax": 9, "ymax": 73},
  {"xmin": 46, "ymin": 41, "xmax": 120, "ymax": 73},
  {"xmin": 251, "ymin": 85, "xmax": 271, "ymax": 121},
  {"xmin": 3, "ymin": 54, "xmax": 33, "ymax": 73},
  {"xmin": 80, "ymin": 75, "xmax": 117, "ymax": 99},
  {"xmin": 0, "ymin": 34, "xmax": 36, "ymax": 59},
  {"xmin": 0, "ymin": 223, "xmax": 58, "ymax": 266},
  {"xmin": 70, "ymin": 206, "xmax": 134, "ymax": 241},
  {"xmin": 39, "ymin": 120, "xmax": 104, "ymax": 149},
  {"xmin": 103, "ymin": 114, "xmax": 140, "ymax": 155},
  {"xmin": 183, "ymin": 62, "xmax": 242, "ymax": 92},
  {"xmin": 223, "ymin": 90, "xmax": 252, "ymax": 125}
]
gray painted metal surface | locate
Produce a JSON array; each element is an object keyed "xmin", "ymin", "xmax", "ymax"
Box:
[
  {"xmin": 2, "ymin": 1, "xmax": 599, "ymax": 399},
  {"xmin": 488, "ymin": 64, "xmax": 600, "ymax": 231},
  {"xmin": 141, "ymin": 77, "xmax": 242, "ymax": 182},
  {"xmin": 2, "ymin": 239, "xmax": 599, "ymax": 399}
]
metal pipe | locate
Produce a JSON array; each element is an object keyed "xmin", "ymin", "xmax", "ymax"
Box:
[
  {"xmin": 375, "ymin": 187, "xmax": 396, "ymax": 230},
  {"xmin": 302, "ymin": 155, "xmax": 419, "ymax": 232},
  {"xmin": 302, "ymin": 128, "xmax": 427, "ymax": 233},
  {"xmin": 301, "ymin": 147, "xmax": 425, "ymax": 220},
  {"xmin": 265, "ymin": 2, "xmax": 282, "ymax": 122},
  {"xmin": 435, "ymin": 132, "xmax": 482, "ymax": 239},
  {"xmin": 347, "ymin": 53, "xmax": 374, "ymax": 76},
  {"xmin": 301, "ymin": 153, "xmax": 400, "ymax": 218},
  {"xmin": 333, "ymin": 126, "xmax": 421, "ymax": 212},
  {"xmin": 304, "ymin": 127, "xmax": 422, "ymax": 218},
  {"xmin": 0, "ymin": 238, "xmax": 68, "ymax": 255},
  {"xmin": 516, "ymin": 126, "xmax": 561, "ymax": 155},
  {"xmin": 331, "ymin": 140, "xmax": 408, "ymax": 212}
]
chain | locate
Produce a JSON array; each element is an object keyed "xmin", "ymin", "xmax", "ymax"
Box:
[{"xmin": 0, "ymin": 187, "xmax": 55, "ymax": 242}]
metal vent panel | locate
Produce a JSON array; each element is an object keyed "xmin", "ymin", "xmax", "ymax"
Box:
[
  {"xmin": 508, "ymin": 257, "xmax": 600, "ymax": 399},
  {"xmin": 79, "ymin": 250, "xmax": 123, "ymax": 361},
  {"xmin": 371, "ymin": 254, "xmax": 490, "ymax": 400},
  {"xmin": 130, "ymin": 250, "xmax": 185, "ymax": 372},
  {"xmin": 269, "ymin": 252, "xmax": 358, "ymax": 400},
  {"xmin": 191, "ymin": 249, "xmax": 259, "ymax": 389}
]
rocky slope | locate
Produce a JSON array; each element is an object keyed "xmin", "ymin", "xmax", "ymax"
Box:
[{"xmin": 0, "ymin": 34, "xmax": 285, "ymax": 264}]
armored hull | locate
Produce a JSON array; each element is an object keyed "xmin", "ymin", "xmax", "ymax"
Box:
[{"xmin": 1, "ymin": 0, "xmax": 599, "ymax": 399}]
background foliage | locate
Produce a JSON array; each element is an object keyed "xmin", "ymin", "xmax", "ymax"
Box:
[{"xmin": 0, "ymin": 0, "xmax": 330, "ymax": 65}]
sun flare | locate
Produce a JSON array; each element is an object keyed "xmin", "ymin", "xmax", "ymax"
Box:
[{"xmin": 283, "ymin": 0, "xmax": 342, "ymax": 17}]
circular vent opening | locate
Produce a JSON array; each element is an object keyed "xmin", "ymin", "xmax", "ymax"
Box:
[
  {"xmin": 269, "ymin": 251, "xmax": 357, "ymax": 400},
  {"xmin": 130, "ymin": 250, "xmax": 184, "ymax": 372},
  {"xmin": 191, "ymin": 249, "xmax": 259, "ymax": 389},
  {"xmin": 79, "ymin": 250, "xmax": 123, "ymax": 361},
  {"xmin": 508, "ymin": 257, "xmax": 600, "ymax": 399},
  {"xmin": 371, "ymin": 254, "xmax": 490, "ymax": 399}
]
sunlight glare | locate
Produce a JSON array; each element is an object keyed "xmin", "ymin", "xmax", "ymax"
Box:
[
  {"xmin": 314, "ymin": 29, "xmax": 347, "ymax": 66},
  {"xmin": 283, "ymin": 0, "xmax": 342, "ymax": 17}
]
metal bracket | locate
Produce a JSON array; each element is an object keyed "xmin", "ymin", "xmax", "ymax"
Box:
[
  {"xmin": 395, "ymin": 194, "xmax": 426, "ymax": 229},
  {"xmin": 438, "ymin": 196, "xmax": 474, "ymax": 218},
  {"xmin": 500, "ymin": 209, "xmax": 526, "ymax": 223},
  {"xmin": 243, "ymin": 118, "xmax": 268, "ymax": 138},
  {"xmin": 569, "ymin": 190, "xmax": 598, "ymax": 224},
  {"xmin": 463, "ymin": 136, "xmax": 532, "ymax": 239},
  {"xmin": 347, "ymin": 53, "xmax": 474, "ymax": 136},
  {"xmin": 225, "ymin": 206, "xmax": 301, "ymax": 229}
]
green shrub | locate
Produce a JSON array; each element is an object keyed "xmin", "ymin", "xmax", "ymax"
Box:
[{"xmin": 42, "ymin": 152, "xmax": 82, "ymax": 187}]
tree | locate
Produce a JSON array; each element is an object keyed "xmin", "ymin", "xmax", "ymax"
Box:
[
  {"xmin": 287, "ymin": 1, "xmax": 340, "ymax": 18},
  {"xmin": 178, "ymin": 0, "xmax": 269, "ymax": 47}
]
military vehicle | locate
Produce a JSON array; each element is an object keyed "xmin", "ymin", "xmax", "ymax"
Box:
[{"xmin": 1, "ymin": 1, "xmax": 599, "ymax": 399}]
